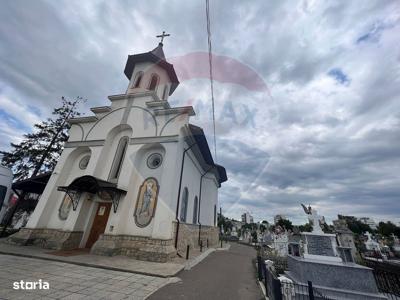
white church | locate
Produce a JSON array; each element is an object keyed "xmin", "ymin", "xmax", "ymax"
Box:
[{"xmin": 8, "ymin": 38, "xmax": 227, "ymax": 262}]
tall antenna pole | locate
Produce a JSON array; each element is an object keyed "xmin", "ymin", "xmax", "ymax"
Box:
[{"xmin": 205, "ymin": 0, "xmax": 217, "ymax": 161}]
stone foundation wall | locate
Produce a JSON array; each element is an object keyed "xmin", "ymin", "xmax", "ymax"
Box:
[
  {"xmin": 173, "ymin": 222, "xmax": 219, "ymax": 255},
  {"xmin": 91, "ymin": 234, "xmax": 176, "ymax": 263},
  {"xmin": 6, "ymin": 228, "xmax": 83, "ymax": 250}
]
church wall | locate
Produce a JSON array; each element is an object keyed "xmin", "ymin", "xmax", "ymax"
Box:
[
  {"xmin": 158, "ymin": 115, "xmax": 189, "ymax": 137},
  {"xmin": 125, "ymin": 104, "xmax": 158, "ymax": 137},
  {"xmin": 68, "ymin": 124, "xmax": 85, "ymax": 142},
  {"xmin": 104, "ymin": 141, "xmax": 178, "ymax": 240},
  {"xmin": 47, "ymin": 148, "xmax": 93, "ymax": 230},
  {"xmin": 94, "ymin": 126, "xmax": 133, "ymax": 181},
  {"xmin": 199, "ymin": 175, "xmax": 218, "ymax": 227},
  {"xmin": 26, "ymin": 146, "xmax": 90, "ymax": 229},
  {"xmin": 150, "ymin": 142, "xmax": 182, "ymax": 239},
  {"xmin": 85, "ymin": 109, "xmax": 126, "ymax": 141},
  {"xmin": 180, "ymin": 150, "xmax": 202, "ymax": 225}
]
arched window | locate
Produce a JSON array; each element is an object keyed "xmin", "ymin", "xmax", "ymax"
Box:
[
  {"xmin": 109, "ymin": 136, "xmax": 129, "ymax": 180},
  {"xmin": 133, "ymin": 72, "xmax": 143, "ymax": 88},
  {"xmin": 162, "ymin": 85, "xmax": 169, "ymax": 100},
  {"xmin": 148, "ymin": 74, "xmax": 159, "ymax": 91},
  {"xmin": 192, "ymin": 196, "xmax": 198, "ymax": 224},
  {"xmin": 180, "ymin": 187, "xmax": 188, "ymax": 222}
]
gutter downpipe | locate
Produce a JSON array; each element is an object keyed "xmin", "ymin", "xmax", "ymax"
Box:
[
  {"xmin": 174, "ymin": 142, "xmax": 196, "ymax": 250},
  {"xmin": 198, "ymin": 166, "xmax": 214, "ymax": 246}
]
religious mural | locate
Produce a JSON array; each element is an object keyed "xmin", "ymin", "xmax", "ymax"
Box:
[
  {"xmin": 58, "ymin": 194, "xmax": 72, "ymax": 220},
  {"xmin": 134, "ymin": 177, "xmax": 159, "ymax": 227}
]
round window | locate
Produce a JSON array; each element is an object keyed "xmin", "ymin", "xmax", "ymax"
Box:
[
  {"xmin": 79, "ymin": 155, "xmax": 90, "ymax": 170},
  {"xmin": 147, "ymin": 153, "xmax": 163, "ymax": 169}
]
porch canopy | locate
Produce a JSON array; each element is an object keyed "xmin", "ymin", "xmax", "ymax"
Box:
[{"xmin": 57, "ymin": 175, "xmax": 126, "ymax": 212}]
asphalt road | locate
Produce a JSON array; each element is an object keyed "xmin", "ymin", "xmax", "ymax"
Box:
[{"xmin": 148, "ymin": 242, "xmax": 264, "ymax": 300}]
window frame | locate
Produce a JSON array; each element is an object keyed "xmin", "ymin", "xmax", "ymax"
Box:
[
  {"xmin": 148, "ymin": 74, "xmax": 160, "ymax": 91},
  {"xmin": 133, "ymin": 71, "xmax": 143, "ymax": 88},
  {"xmin": 192, "ymin": 196, "xmax": 198, "ymax": 224},
  {"xmin": 180, "ymin": 187, "xmax": 189, "ymax": 223},
  {"xmin": 109, "ymin": 136, "xmax": 129, "ymax": 181}
]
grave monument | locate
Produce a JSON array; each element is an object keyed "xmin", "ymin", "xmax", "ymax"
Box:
[{"xmin": 285, "ymin": 205, "xmax": 386, "ymax": 300}]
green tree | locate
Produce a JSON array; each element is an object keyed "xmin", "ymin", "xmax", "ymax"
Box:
[
  {"xmin": 377, "ymin": 221, "xmax": 400, "ymax": 237},
  {"xmin": 217, "ymin": 214, "xmax": 233, "ymax": 233},
  {"xmin": 1, "ymin": 97, "xmax": 83, "ymax": 180},
  {"xmin": 338, "ymin": 215, "xmax": 372, "ymax": 235},
  {"xmin": 276, "ymin": 218, "xmax": 293, "ymax": 231},
  {"xmin": 299, "ymin": 223, "xmax": 313, "ymax": 232}
]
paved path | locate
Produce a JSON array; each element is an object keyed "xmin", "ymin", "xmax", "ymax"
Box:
[
  {"xmin": 148, "ymin": 243, "xmax": 263, "ymax": 300},
  {"xmin": 0, "ymin": 241, "xmax": 184, "ymax": 278},
  {"xmin": 0, "ymin": 254, "xmax": 178, "ymax": 299}
]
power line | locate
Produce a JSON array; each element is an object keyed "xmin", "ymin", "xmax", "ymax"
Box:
[{"xmin": 205, "ymin": 0, "xmax": 217, "ymax": 161}]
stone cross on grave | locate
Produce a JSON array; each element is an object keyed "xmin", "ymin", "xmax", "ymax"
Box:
[{"xmin": 156, "ymin": 31, "xmax": 170, "ymax": 44}]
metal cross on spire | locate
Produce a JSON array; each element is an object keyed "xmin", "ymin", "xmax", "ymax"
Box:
[{"xmin": 156, "ymin": 31, "xmax": 170, "ymax": 44}]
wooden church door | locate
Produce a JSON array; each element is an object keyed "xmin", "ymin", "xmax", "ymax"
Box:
[{"xmin": 86, "ymin": 202, "xmax": 112, "ymax": 248}]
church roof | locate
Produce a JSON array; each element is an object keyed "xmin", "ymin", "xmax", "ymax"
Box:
[
  {"xmin": 124, "ymin": 43, "xmax": 179, "ymax": 95},
  {"xmin": 12, "ymin": 172, "xmax": 52, "ymax": 194},
  {"xmin": 186, "ymin": 124, "xmax": 227, "ymax": 185},
  {"xmin": 150, "ymin": 43, "xmax": 166, "ymax": 59}
]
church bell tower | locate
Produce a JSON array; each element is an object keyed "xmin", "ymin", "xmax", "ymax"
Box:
[{"xmin": 124, "ymin": 32, "xmax": 179, "ymax": 102}]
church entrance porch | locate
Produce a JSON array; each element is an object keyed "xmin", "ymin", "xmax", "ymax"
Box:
[{"xmin": 85, "ymin": 202, "xmax": 112, "ymax": 248}]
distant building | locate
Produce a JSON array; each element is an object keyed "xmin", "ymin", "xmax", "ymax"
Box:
[
  {"xmin": 359, "ymin": 217, "xmax": 377, "ymax": 230},
  {"xmin": 274, "ymin": 214, "xmax": 286, "ymax": 225},
  {"xmin": 241, "ymin": 212, "xmax": 253, "ymax": 224}
]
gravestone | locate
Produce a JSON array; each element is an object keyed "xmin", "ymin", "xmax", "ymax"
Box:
[
  {"xmin": 283, "ymin": 205, "xmax": 386, "ymax": 300},
  {"xmin": 306, "ymin": 235, "xmax": 334, "ymax": 256}
]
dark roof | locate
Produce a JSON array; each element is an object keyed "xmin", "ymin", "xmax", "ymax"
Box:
[
  {"xmin": 12, "ymin": 172, "xmax": 52, "ymax": 194},
  {"xmin": 58, "ymin": 175, "xmax": 126, "ymax": 194},
  {"xmin": 124, "ymin": 43, "xmax": 179, "ymax": 96},
  {"xmin": 187, "ymin": 124, "xmax": 227, "ymax": 185}
]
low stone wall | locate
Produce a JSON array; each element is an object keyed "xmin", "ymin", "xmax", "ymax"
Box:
[
  {"xmin": 91, "ymin": 234, "xmax": 176, "ymax": 263},
  {"xmin": 5, "ymin": 228, "xmax": 83, "ymax": 250},
  {"xmin": 173, "ymin": 222, "xmax": 219, "ymax": 255}
]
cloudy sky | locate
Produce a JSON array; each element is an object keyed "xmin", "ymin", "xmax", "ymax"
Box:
[{"xmin": 1, "ymin": 0, "xmax": 399, "ymax": 224}]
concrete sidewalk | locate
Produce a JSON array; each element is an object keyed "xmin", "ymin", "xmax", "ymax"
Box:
[
  {"xmin": 0, "ymin": 239, "xmax": 226, "ymax": 278},
  {"xmin": 0, "ymin": 240, "xmax": 185, "ymax": 278}
]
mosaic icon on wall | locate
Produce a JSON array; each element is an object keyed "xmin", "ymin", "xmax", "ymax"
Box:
[{"xmin": 134, "ymin": 177, "xmax": 159, "ymax": 227}]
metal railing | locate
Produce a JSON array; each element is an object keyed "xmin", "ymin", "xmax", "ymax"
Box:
[
  {"xmin": 364, "ymin": 258, "xmax": 400, "ymax": 299},
  {"xmin": 257, "ymin": 256, "xmax": 333, "ymax": 300}
]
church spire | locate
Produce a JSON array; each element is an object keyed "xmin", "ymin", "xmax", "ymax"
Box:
[
  {"xmin": 124, "ymin": 32, "xmax": 179, "ymax": 97},
  {"xmin": 150, "ymin": 43, "xmax": 166, "ymax": 60},
  {"xmin": 152, "ymin": 31, "xmax": 170, "ymax": 60}
]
